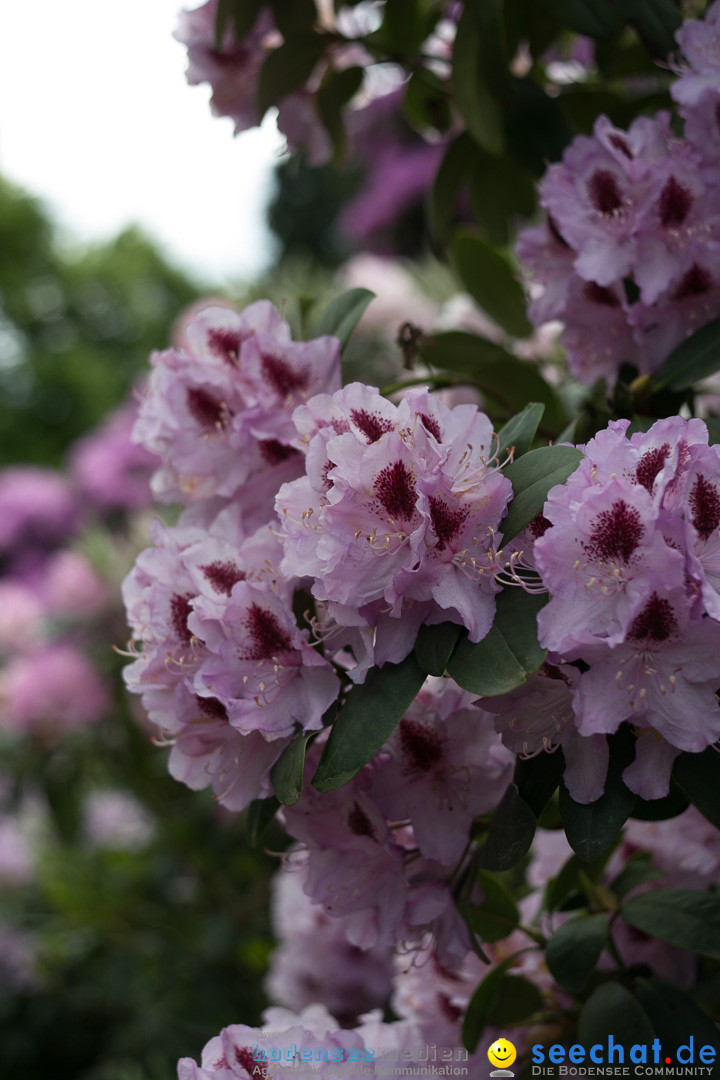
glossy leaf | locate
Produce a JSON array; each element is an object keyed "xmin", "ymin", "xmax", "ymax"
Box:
[
  {"xmin": 613, "ymin": 0, "xmax": 682, "ymax": 60},
  {"xmin": 514, "ymin": 749, "xmax": 564, "ymax": 820},
  {"xmin": 462, "ymin": 951, "xmax": 537, "ymax": 1052},
  {"xmin": 245, "ymin": 796, "xmax": 280, "ymax": 847},
  {"xmin": 537, "ymin": 0, "xmax": 617, "ymax": 37},
  {"xmin": 546, "ymin": 913, "xmax": 608, "ymax": 993},
  {"xmin": 673, "ymin": 746, "xmax": 720, "ymax": 828},
  {"xmin": 545, "ymin": 850, "xmax": 611, "ymax": 912},
  {"xmin": 312, "ymin": 653, "xmax": 426, "ymax": 792},
  {"xmin": 447, "ymin": 588, "xmax": 547, "ymax": 697},
  {"xmin": 496, "ymin": 403, "xmax": 545, "ymax": 460},
  {"xmin": 414, "ymin": 621, "xmax": 462, "ymax": 677},
  {"xmin": 634, "ymin": 977, "xmax": 720, "ymax": 1050},
  {"xmin": 621, "ymin": 889, "xmax": 720, "ymax": 959},
  {"xmin": 471, "ymin": 869, "xmax": 521, "ymax": 943},
  {"xmin": 559, "ymin": 731, "xmax": 636, "ymax": 862},
  {"xmin": 257, "ymin": 38, "xmax": 324, "ymax": 118},
  {"xmin": 501, "ymin": 445, "xmax": 584, "ymax": 543},
  {"xmin": 578, "ymin": 983, "xmax": 655, "ymax": 1049},
  {"xmin": 469, "ymin": 148, "xmax": 537, "ymax": 245},
  {"xmin": 271, "ymin": 730, "xmax": 317, "ymax": 806},
  {"xmin": 314, "ymin": 287, "xmax": 375, "ymax": 351},
  {"xmin": 609, "ymin": 856, "xmax": 665, "ymax": 900},
  {"xmin": 429, "ymin": 134, "xmax": 477, "ymax": 247},
  {"xmin": 316, "ymin": 66, "xmax": 364, "ymax": 163},
  {"xmin": 480, "ymin": 783, "xmax": 538, "ymax": 871},
  {"xmin": 451, "ymin": 232, "xmax": 532, "ymax": 338},
  {"xmin": 452, "ymin": 4, "xmax": 505, "ymax": 154},
  {"xmin": 654, "ymin": 315, "xmax": 720, "ymax": 392}
]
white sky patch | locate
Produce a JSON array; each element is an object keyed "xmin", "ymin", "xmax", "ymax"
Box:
[{"xmin": 0, "ymin": 0, "xmax": 285, "ymax": 284}]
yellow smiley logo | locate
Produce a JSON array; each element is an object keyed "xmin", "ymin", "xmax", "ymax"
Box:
[{"xmin": 488, "ymin": 1039, "xmax": 517, "ymax": 1070}]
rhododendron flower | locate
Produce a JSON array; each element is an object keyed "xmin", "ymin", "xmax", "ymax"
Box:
[
  {"xmin": 133, "ymin": 301, "xmax": 340, "ymax": 516},
  {"xmin": 0, "ymin": 643, "xmax": 109, "ymax": 737},
  {"xmin": 277, "ymin": 383, "xmax": 512, "ymax": 666}
]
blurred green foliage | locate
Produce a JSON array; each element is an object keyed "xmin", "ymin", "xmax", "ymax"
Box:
[{"xmin": 0, "ymin": 175, "xmax": 201, "ymax": 466}]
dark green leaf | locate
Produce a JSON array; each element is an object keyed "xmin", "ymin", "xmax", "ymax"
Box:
[
  {"xmin": 497, "ymin": 403, "xmax": 545, "ymax": 460},
  {"xmin": 578, "ymin": 983, "xmax": 655, "ymax": 1049},
  {"xmin": 480, "ymin": 783, "xmax": 538, "ymax": 871},
  {"xmin": 705, "ymin": 417, "xmax": 720, "ymax": 446},
  {"xmin": 429, "ymin": 134, "xmax": 478, "ymax": 247},
  {"xmin": 501, "ymin": 445, "xmax": 584, "ymax": 543},
  {"xmin": 451, "ymin": 232, "xmax": 532, "ymax": 338},
  {"xmin": 447, "ymin": 588, "xmax": 547, "ymax": 697},
  {"xmin": 312, "ymin": 653, "xmax": 426, "ymax": 792},
  {"xmin": 414, "ymin": 621, "xmax": 462, "ymax": 677},
  {"xmin": 271, "ymin": 730, "xmax": 317, "ymax": 806},
  {"xmin": 673, "ymin": 747, "xmax": 720, "ymax": 828},
  {"xmin": 462, "ymin": 950, "xmax": 537, "ymax": 1052},
  {"xmin": 245, "ymin": 796, "xmax": 280, "ymax": 846},
  {"xmin": 316, "ymin": 66, "xmax": 364, "ymax": 163},
  {"xmin": 488, "ymin": 974, "xmax": 544, "ymax": 1025},
  {"xmin": 613, "ymin": 0, "xmax": 681, "ymax": 59},
  {"xmin": 621, "ymin": 889, "xmax": 720, "ymax": 959},
  {"xmin": 469, "ymin": 149, "xmax": 537, "ymax": 245},
  {"xmin": 403, "ymin": 68, "xmax": 452, "ymax": 134},
  {"xmin": 545, "ymin": 850, "xmax": 611, "ymax": 911},
  {"xmin": 630, "ymin": 783, "xmax": 688, "ymax": 821},
  {"xmin": 654, "ymin": 315, "xmax": 720, "ymax": 392},
  {"xmin": 257, "ymin": 38, "xmax": 324, "ymax": 117},
  {"xmin": 514, "ymin": 750, "xmax": 564, "ymax": 820},
  {"xmin": 559, "ymin": 730, "xmax": 636, "ymax": 862},
  {"xmin": 504, "ymin": 77, "xmax": 573, "ymax": 176},
  {"xmin": 609, "ymin": 855, "xmax": 665, "ymax": 900},
  {"xmin": 452, "ymin": 4, "xmax": 505, "ymax": 154},
  {"xmin": 537, "ymin": 0, "xmax": 618, "ymax": 37},
  {"xmin": 471, "ymin": 869, "xmax": 521, "ymax": 942},
  {"xmin": 269, "ymin": 0, "xmax": 317, "ymax": 37},
  {"xmin": 314, "ymin": 288, "xmax": 375, "ymax": 351},
  {"xmin": 546, "ymin": 913, "xmax": 608, "ymax": 993},
  {"xmin": 634, "ymin": 977, "xmax": 720, "ymax": 1050}
]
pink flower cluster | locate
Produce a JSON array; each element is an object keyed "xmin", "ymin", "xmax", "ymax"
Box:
[
  {"xmin": 517, "ymin": 3, "xmax": 720, "ymax": 384},
  {"xmin": 490, "ymin": 416, "xmax": 720, "ymax": 801}
]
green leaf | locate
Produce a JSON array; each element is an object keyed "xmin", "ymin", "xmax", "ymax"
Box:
[
  {"xmin": 514, "ymin": 749, "xmax": 564, "ymax": 820},
  {"xmin": 578, "ymin": 982, "xmax": 655, "ymax": 1049},
  {"xmin": 257, "ymin": 37, "xmax": 324, "ymax": 117},
  {"xmin": 630, "ymin": 783, "xmax": 688, "ymax": 821},
  {"xmin": 271, "ymin": 730, "xmax": 317, "ymax": 806},
  {"xmin": 414, "ymin": 621, "xmax": 462, "ymax": 677},
  {"xmin": 546, "ymin": 913, "xmax": 608, "ymax": 993},
  {"xmin": 545, "ymin": 850, "xmax": 611, "ymax": 912},
  {"xmin": 245, "ymin": 796, "xmax": 280, "ymax": 846},
  {"xmin": 613, "ymin": 0, "xmax": 682, "ymax": 60},
  {"xmin": 316, "ymin": 66, "xmax": 364, "ymax": 163},
  {"xmin": 452, "ymin": 4, "xmax": 505, "ymax": 155},
  {"xmin": 469, "ymin": 148, "xmax": 537, "ymax": 245},
  {"xmin": 634, "ymin": 977, "xmax": 720, "ymax": 1050},
  {"xmin": 673, "ymin": 746, "xmax": 720, "ymax": 828},
  {"xmin": 501, "ymin": 444, "xmax": 584, "ymax": 543},
  {"xmin": 429, "ymin": 134, "xmax": 478, "ymax": 247},
  {"xmin": 480, "ymin": 783, "xmax": 538, "ymax": 871},
  {"xmin": 403, "ymin": 68, "xmax": 452, "ymax": 134},
  {"xmin": 269, "ymin": 0, "xmax": 317, "ymax": 37},
  {"xmin": 654, "ymin": 315, "xmax": 720, "ymax": 392},
  {"xmin": 559, "ymin": 730, "xmax": 636, "ymax": 862},
  {"xmin": 471, "ymin": 869, "xmax": 521, "ymax": 942},
  {"xmin": 497, "ymin": 403, "xmax": 545, "ymax": 460},
  {"xmin": 447, "ymin": 588, "xmax": 547, "ymax": 697},
  {"xmin": 314, "ymin": 288, "xmax": 375, "ymax": 351},
  {"xmin": 451, "ymin": 232, "xmax": 532, "ymax": 338},
  {"xmin": 609, "ymin": 855, "xmax": 665, "ymax": 900},
  {"xmin": 312, "ymin": 653, "xmax": 426, "ymax": 792},
  {"xmin": 537, "ymin": 0, "xmax": 618, "ymax": 37},
  {"xmin": 503, "ymin": 77, "xmax": 573, "ymax": 176},
  {"xmin": 463, "ymin": 960, "xmax": 541, "ymax": 1052},
  {"xmin": 621, "ymin": 889, "xmax": 720, "ymax": 959}
]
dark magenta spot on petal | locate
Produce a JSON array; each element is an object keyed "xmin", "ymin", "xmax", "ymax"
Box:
[
  {"xmin": 374, "ymin": 461, "xmax": 417, "ymax": 521},
  {"xmin": 608, "ymin": 133, "xmax": 633, "ymax": 159},
  {"xmin": 261, "ymin": 351, "xmax": 309, "ymax": 397},
  {"xmin": 429, "ymin": 496, "xmax": 469, "ymax": 551},
  {"xmin": 439, "ymin": 994, "xmax": 463, "ymax": 1023},
  {"xmin": 689, "ymin": 474, "xmax": 720, "ymax": 540},
  {"xmin": 195, "ymin": 694, "xmax": 229, "ymax": 721},
  {"xmin": 240, "ymin": 603, "xmax": 293, "ymax": 661},
  {"xmin": 170, "ymin": 593, "xmax": 194, "ymax": 646},
  {"xmin": 207, "ymin": 327, "xmax": 243, "ymax": 364},
  {"xmin": 635, "ymin": 443, "xmax": 670, "ymax": 493},
  {"xmin": 628, "ymin": 593, "xmax": 677, "ymax": 642},
  {"xmin": 673, "ymin": 263, "xmax": 713, "ymax": 300},
  {"xmin": 529, "ymin": 513, "xmax": 552, "ymax": 539},
  {"xmin": 259, "ymin": 439, "xmax": 301, "ymax": 467},
  {"xmin": 588, "ymin": 169, "xmax": 623, "ymax": 213},
  {"xmin": 715, "ymin": 100, "xmax": 720, "ymax": 136},
  {"xmin": 348, "ymin": 801, "xmax": 376, "ymax": 840},
  {"xmin": 186, "ymin": 387, "xmax": 227, "ymax": 430},
  {"xmin": 399, "ymin": 718, "xmax": 444, "ymax": 775},
  {"xmin": 201, "ymin": 560, "xmax": 246, "ymax": 596},
  {"xmin": 659, "ymin": 176, "xmax": 693, "ymax": 228},
  {"xmin": 351, "ymin": 408, "xmax": 394, "ymax": 443},
  {"xmin": 585, "ymin": 500, "xmax": 643, "ymax": 563},
  {"xmin": 419, "ymin": 412, "xmax": 442, "ymax": 441},
  {"xmin": 583, "ymin": 281, "xmax": 621, "ymax": 307},
  {"xmin": 234, "ymin": 1046, "xmax": 258, "ymax": 1075}
]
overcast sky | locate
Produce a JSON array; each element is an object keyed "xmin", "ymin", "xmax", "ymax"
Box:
[{"xmin": 0, "ymin": 0, "xmax": 284, "ymax": 284}]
